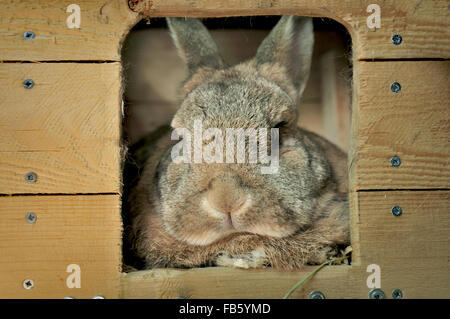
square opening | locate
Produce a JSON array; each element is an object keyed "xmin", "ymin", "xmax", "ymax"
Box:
[{"xmin": 120, "ymin": 16, "xmax": 353, "ymax": 275}]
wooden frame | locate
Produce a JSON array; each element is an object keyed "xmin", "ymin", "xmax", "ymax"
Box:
[{"xmin": 0, "ymin": 0, "xmax": 448, "ymax": 299}]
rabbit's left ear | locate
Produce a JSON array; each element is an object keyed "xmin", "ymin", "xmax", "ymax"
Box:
[
  {"xmin": 166, "ymin": 18, "xmax": 225, "ymax": 76},
  {"xmin": 255, "ymin": 16, "xmax": 314, "ymax": 101}
]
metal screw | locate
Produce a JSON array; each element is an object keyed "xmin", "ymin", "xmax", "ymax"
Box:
[
  {"xmin": 23, "ymin": 79, "xmax": 35, "ymax": 89},
  {"xmin": 25, "ymin": 172, "xmax": 37, "ymax": 183},
  {"xmin": 392, "ymin": 289, "xmax": 403, "ymax": 299},
  {"xmin": 26, "ymin": 212, "xmax": 37, "ymax": 224},
  {"xmin": 64, "ymin": 296, "xmax": 76, "ymax": 299},
  {"xmin": 391, "ymin": 206, "xmax": 403, "ymax": 217},
  {"xmin": 392, "ymin": 34, "xmax": 402, "ymax": 45},
  {"xmin": 308, "ymin": 290, "xmax": 326, "ymax": 299},
  {"xmin": 176, "ymin": 296, "xmax": 188, "ymax": 299},
  {"xmin": 23, "ymin": 31, "xmax": 35, "ymax": 40},
  {"xmin": 390, "ymin": 156, "xmax": 401, "ymax": 167},
  {"xmin": 92, "ymin": 295, "xmax": 105, "ymax": 299},
  {"xmin": 23, "ymin": 279, "xmax": 34, "ymax": 290},
  {"xmin": 390, "ymin": 82, "xmax": 401, "ymax": 93},
  {"xmin": 369, "ymin": 288, "xmax": 385, "ymax": 299}
]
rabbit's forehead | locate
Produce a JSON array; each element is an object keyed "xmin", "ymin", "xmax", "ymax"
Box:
[{"xmin": 173, "ymin": 73, "xmax": 295, "ymax": 129}]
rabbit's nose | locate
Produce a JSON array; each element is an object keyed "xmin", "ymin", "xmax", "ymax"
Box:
[{"xmin": 206, "ymin": 177, "xmax": 247, "ymax": 215}]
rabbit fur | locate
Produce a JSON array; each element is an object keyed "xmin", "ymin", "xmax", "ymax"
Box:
[{"xmin": 125, "ymin": 16, "xmax": 350, "ymax": 270}]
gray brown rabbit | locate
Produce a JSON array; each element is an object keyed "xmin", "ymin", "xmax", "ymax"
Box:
[{"xmin": 125, "ymin": 16, "xmax": 349, "ymax": 270}]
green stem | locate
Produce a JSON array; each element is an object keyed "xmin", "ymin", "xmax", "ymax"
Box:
[{"xmin": 283, "ymin": 255, "xmax": 349, "ymax": 299}]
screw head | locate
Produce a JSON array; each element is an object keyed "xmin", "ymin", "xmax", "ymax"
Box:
[
  {"xmin": 392, "ymin": 34, "xmax": 402, "ymax": 45},
  {"xmin": 23, "ymin": 79, "xmax": 35, "ymax": 89},
  {"xmin": 25, "ymin": 172, "xmax": 37, "ymax": 183},
  {"xmin": 390, "ymin": 156, "xmax": 401, "ymax": 167},
  {"xmin": 23, "ymin": 31, "xmax": 35, "ymax": 40},
  {"xmin": 390, "ymin": 82, "xmax": 402, "ymax": 93},
  {"xmin": 308, "ymin": 290, "xmax": 326, "ymax": 299},
  {"xmin": 64, "ymin": 296, "xmax": 76, "ymax": 299},
  {"xmin": 23, "ymin": 279, "xmax": 34, "ymax": 290},
  {"xmin": 369, "ymin": 288, "xmax": 385, "ymax": 299},
  {"xmin": 26, "ymin": 212, "xmax": 37, "ymax": 224},
  {"xmin": 391, "ymin": 206, "xmax": 403, "ymax": 217},
  {"xmin": 92, "ymin": 295, "xmax": 105, "ymax": 299},
  {"xmin": 392, "ymin": 289, "xmax": 404, "ymax": 299}
]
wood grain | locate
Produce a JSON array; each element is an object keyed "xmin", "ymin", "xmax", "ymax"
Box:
[
  {"xmin": 0, "ymin": 195, "xmax": 122, "ymax": 299},
  {"xmin": 0, "ymin": 0, "xmax": 448, "ymax": 61},
  {"xmin": 0, "ymin": 0, "xmax": 138, "ymax": 61},
  {"xmin": 356, "ymin": 190, "xmax": 450, "ymax": 298},
  {"xmin": 130, "ymin": 0, "xmax": 450, "ymax": 60},
  {"xmin": 0, "ymin": 63, "xmax": 122, "ymax": 194},
  {"xmin": 351, "ymin": 61, "xmax": 450, "ymax": 190},
  {"xmin": 121, "ymin": 265, "xmax": 366, "ymax": 299}
]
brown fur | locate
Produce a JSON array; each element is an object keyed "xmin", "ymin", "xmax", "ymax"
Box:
[{"xmin": 126, "ymin": 16, "xmax": 349, "ymax": 270}]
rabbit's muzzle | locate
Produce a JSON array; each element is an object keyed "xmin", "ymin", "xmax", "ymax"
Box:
[{"xmin": 205, "ymin": 176, "xmax": 247, "ymax": 217}]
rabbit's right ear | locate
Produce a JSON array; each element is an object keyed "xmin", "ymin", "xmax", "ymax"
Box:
[{"xmin": 166, "ymin": 18, "xmax": 225, "ymax": 76}]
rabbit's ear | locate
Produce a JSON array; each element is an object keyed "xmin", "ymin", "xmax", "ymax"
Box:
[
  {"xmin": 255, "ymin": 16, "xmax": 314, "ymax": 100},
  {"xmin": 166, "ymin": 18, "xmax": 225, "ymax": 75}
]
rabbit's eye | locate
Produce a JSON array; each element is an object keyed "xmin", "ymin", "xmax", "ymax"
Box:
[{"xmin": 274, "ymin": 121, "xmax": 288, "ymax": 129}]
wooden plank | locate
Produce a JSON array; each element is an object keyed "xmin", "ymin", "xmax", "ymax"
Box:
[
  {"xmin": 1, "ymin": 0, "xmax": 448, "ymax": 61},
  {"xmin": 0, "ymin": 63, "xmax": 122, "ymax": 194},
  {"xmin": 352, "ymin": 61, "xmax": 450, "ymax": 190},
  {"xmin": 0, "ymin": 0, "xmax": 137, "ymax": 61},
  {"xmin": 121, "ymin": 265, "xmax": 367, "ymax": 299},
  {"xmin": 130, "ymin": 0, "xmax": 450, "ymax": 59},
  {"xmin": 0, "ymin": 195, "xmax": 122, "ymax": 298},
  {"xmin": 356, "ymin": 190, "xmax": 450, "ymax": 298}
]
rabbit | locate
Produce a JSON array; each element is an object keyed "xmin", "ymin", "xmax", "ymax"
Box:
[{"xmin": 125, "ymin": 15, "xmax": 350, "ymax": 270}]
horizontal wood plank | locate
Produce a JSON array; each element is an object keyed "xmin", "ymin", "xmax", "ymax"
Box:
[
  {"xmin": 0, "ymin": 0, "xmax": 448, "ymax": 60},
  {"xmin": 356, "ymin": 190, "xmax": 450, "ymax": 298},
  {"xmin": 0, "ymin": 195, "xmax": 122, "ymax": 298},
  {"xmin": 130, "ymin": 0, "xmax": 450, "ymax": 59},
  {"xmin": 0, "ymin": 0, "xmax": 137, "ymax": 61},
  {"xmin": 352, "ymin": 61, "xmax": 450, "ymax": 190},
  {"xmin": 0, "ymin": 63, "xmax": 122, "ymax": 194},
  {"xmin": 121, "ymin": 265, "xmax": 366, "ymax": 299}
]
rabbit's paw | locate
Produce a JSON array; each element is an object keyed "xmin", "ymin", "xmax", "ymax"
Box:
[{"xmin": 215, "ymin": 248, "xmax": 268, "ymax": 269}]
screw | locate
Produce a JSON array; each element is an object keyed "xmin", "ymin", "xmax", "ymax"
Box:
[
  {"xmin": 26, "ymin": 212, "xmax": 37, "ymax": 224},
  {"xmin": 392, "ymin": 289, "xmax": 403, "ymax": 299},
  {"xmin": 25, "ymin": 172, "xmax": 37, "ymax": 183},
  {"xmin": 64, "ymin": 296, "xmax": 76, "ymax": 299},
  {"xmin": 369, "ymin": 288, "xmax": 385, "ymax": 299},
  {"xmin": 92, "ymin": 295, "xmax": 105, "ymax": 299},
  {"xmin": 23, "ymin": 31, "xmax": 35, "ymax": 40},
  {"xmin": 391, "ymin": 206, "xmax": 403, "ymax": 217},
  {"xmin": 23, "ymin": 79, "xmax": 35, "ymax": 89},
  {"xmin": 390, "ymin": 82, "xmax": 401, "ymax": 93},
  {"xmin": 392, "ymin": 34, "xmax": 402, "ymax": 45},
  {"xmin": 23, "ymin": 279, "xmax": 34, "ymax": 290},
  {"xmin": 390, "ymin": 156, "xmax": 401, "ymax": 167},
  {"xmin": 308, "ymin": 291, "xmax": 326, "ymax": 299}
]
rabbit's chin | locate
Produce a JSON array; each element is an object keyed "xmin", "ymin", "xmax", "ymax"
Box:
[
  {"xmin": 172, "ymin": 223, "xmax": 296, "ymax": 247},
  {"xmin": 176, "ymin": 229, "xmax": 243, "ymax": 246}
]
